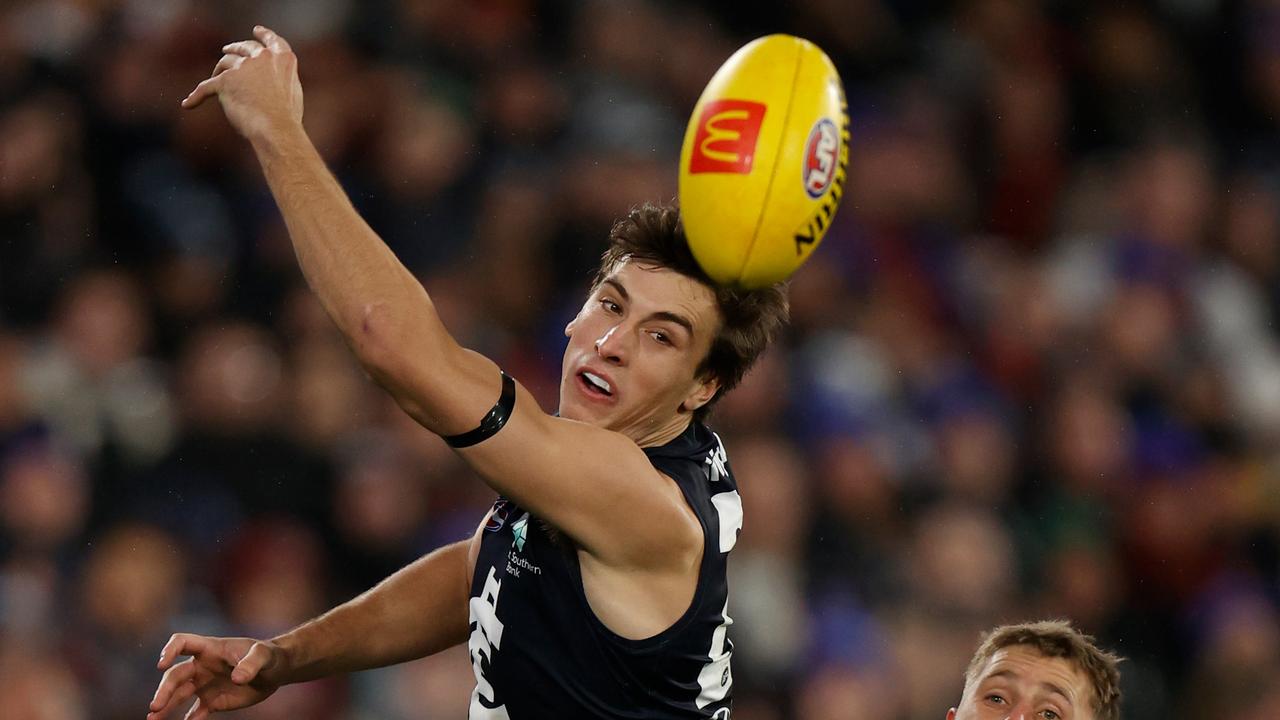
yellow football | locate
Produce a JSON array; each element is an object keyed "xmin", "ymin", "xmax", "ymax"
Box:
[{"xmin": 679, "ymin": 34, "xmax": 849, "ymax": 289}]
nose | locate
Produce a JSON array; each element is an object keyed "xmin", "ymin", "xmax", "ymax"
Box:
[{"xmin": 594, "ymin": 324, "xmax": 629, "ymax": 365}]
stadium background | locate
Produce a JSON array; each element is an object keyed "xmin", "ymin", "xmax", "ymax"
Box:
[{"xmin": 2, "ymin": 0, "xmax": 1280, "ymax": 717}]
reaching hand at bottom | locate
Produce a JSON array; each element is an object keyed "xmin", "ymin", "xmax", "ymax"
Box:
[{"xmin": 147, "ymin": 633, "xmax": 285, "ymax": 720}]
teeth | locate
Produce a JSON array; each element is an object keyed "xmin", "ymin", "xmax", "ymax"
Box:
[{"xmin": 582, "ymin": 372, "xmax": 612, "ymax": 394}]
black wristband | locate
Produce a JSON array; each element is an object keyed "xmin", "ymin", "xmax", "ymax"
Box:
[{"xmin": 444, "ymin": 371, "xmax": 516, "ymax": 448}]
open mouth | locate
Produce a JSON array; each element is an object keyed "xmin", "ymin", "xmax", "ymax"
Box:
[{"xmin": 578, "ymin": 370, "xmax": 614, "ymax": 399}]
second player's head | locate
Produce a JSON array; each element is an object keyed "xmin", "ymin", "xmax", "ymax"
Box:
[
  {"xmin": 949, "ymin": 620, "xmax": 1123, "ymax": 720},
  {"xmin": 559, "ymin": 203, "xmax": 788, "ymax": 443}
]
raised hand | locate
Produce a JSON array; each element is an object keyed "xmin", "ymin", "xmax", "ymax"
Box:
[
  {"xmin": 181, "ymin": 26, "xmax": 304, "ymax": 144},
  {"xmin": 146, "ymin": 633, "xmax": 286, "ymax": 720}
]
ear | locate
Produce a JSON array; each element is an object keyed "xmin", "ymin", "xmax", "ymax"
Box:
[
  {"xmin": 946, "ymin": 708, "xmax": 957, "ymax": 720},
  {"xmin": 679, "ymin": 374, "xmax": 720, "ymax": 414}
]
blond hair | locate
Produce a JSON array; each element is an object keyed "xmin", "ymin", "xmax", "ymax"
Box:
[{"xmin": 964, "ymin": 620, "xmax": 1123, "ymax": 720}]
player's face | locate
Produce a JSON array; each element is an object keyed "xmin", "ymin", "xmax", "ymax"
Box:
[
  {"xmin": 559, "ymin": 260, "xmax": 720, "ymax": 444},
  {"xmin": 948, "ymin": 646, "xmax": 1094, "ymax": 720}
]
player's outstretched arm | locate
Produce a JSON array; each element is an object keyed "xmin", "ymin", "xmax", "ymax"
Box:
[
  {"xmin": 147, "ymin": 538, "xmax": 474, "ymax": 719},
  {"xmin": 182, "ymin": 27, "xmax": 700, "ymax": 570},
  {"xmin": 182, "ymin": 27, "xmax": 527, "ymax": 441}
]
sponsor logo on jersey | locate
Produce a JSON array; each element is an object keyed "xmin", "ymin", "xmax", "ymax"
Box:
[
  {"xmin": 485, "ymin": 498, "xmax": 511, "ymax": 532},
  {"xmin": 511, "ymin": 513, "xmax": 529, "ymax": 552},
  {"xmin": 689, "ymin": 99, "xmax": 767, "ymax": 175},
  {"xmin": 802, "ymin": 117, "xmax": 839, "ymax": 198}
]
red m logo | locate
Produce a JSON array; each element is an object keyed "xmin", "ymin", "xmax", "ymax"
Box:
[{"xmin": 688, "ymin": 99, "xmax": 767, "ymax": 175}]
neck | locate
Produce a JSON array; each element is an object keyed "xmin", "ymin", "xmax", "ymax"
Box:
[{"xmin": 632, "ymin": 414, "xmax": 694, "ymax": 448}]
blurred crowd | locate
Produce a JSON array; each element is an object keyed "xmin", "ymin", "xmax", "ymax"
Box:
[{"xmin": 3, "ymin": 0, "xmax": 1280, "ymax": 718}]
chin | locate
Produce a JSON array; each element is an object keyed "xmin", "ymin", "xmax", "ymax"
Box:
[{"xmin": 557, "ymin": 397, "xmax": 597, "ymax": 424}]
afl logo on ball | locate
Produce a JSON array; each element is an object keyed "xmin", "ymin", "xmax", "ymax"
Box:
[{"xmin": 803, "ymin": 118, "xmax": 839, "ymax": 198}]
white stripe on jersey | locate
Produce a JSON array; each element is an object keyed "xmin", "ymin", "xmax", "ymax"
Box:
[
  {"xmin": 695, "ymin": 598, "xmax": 734, "ymax": 709},
  {"xmin": 710, "ymin": 490, "xmax": 743, "ymax": 553}
]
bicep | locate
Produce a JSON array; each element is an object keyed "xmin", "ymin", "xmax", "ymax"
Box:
[
  {"xmin": 378, "ymin": 347, "xmax": 698, "ymax": 566},
  {"xmin": 456, "ymin": 384, "xmax": 700, "ymax": 567}
]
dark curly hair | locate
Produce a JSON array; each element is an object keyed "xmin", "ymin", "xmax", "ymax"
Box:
[{"xmin": 592, "ymin": 203, "xmax": 789, "ymax": 422}]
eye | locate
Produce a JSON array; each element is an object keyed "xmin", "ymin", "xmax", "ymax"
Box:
[
  {"xmin": 986, "ymin": 694, "xmax": 1006, "ymax": 705},
  {"xmin": 1041, "ymin": 710, "xmax": 1060, "ymax": 720},
  {"xmin": 650, "ymin": 330, "xmax": 671, "ymax": 346},
  {"xmin": 600, "ymin": 298, "xmax": 621, "ymax": 314}
]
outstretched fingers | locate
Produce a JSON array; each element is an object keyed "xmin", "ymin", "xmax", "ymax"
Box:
[
  {"xmin": 148, "ymin": 657, "xmax": 200, "ymax": 720},
  {"xmin": 181, "ymin": 74, "xmax": 223, "ymax": 109},
  {"xmin": 148, "ymin": 671, "xmax": 196, "ymax": 720},
  {"xmin": 159, "ymin": 633, "xmax": 214, "ymax": 670}
]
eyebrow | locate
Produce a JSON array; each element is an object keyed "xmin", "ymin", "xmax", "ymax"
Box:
[
  {"xmin": 601, "ymin": 278, "xmax": 695, "ymax": 337},
  {"xmin": 984, "ymin": 671, "xmax": 1073, "ymax": 707},
  {"xmin": 602, "ymin": 278, "xmax": 630, "ymax": 302},
  {"xmin": 650, "ymin": 311, "xmax": 695, "ymax": 336}
]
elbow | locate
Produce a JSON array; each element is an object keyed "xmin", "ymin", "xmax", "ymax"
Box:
[
  {"xmin": 351, "ymin": 302, "xmax": 446, "ymax": 425},
  {"xmin": 352, "ymin": 301, "xmax": 403, "ymax": 375},
  {"xmin": 344, "ymin": 275, "xmax": 443, "ymax": 376},
  {"xmin": 353, "ymin": 301, "xmax": 442, "ymax": 388}
]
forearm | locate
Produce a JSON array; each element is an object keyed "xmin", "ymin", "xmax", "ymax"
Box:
[
  {"xmin": 267, "ymin": 540, "xmax": 472, "ymax": 684},
  {"xmin": 248, "ymin": 124, "xmax": 452, "ymax": 367}
]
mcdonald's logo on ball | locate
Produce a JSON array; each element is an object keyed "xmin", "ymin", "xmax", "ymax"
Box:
[{"xmin": 688, "ymin": 100, "xmax": 767, "ymax": 175}]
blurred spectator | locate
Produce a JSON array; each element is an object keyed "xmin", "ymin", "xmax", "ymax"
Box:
[
  {"xmin": 330, "ymin": 432, "xmax": 432, "ymax": 594},
  {"xmin": 71, "ymin": 522, "xmax": 185, "ymax": 720},
  {"xmin": 0, "ymin": 436, "xmax": 87, "ymax": 558},
  {"xmin": 0, "ymin": 89, "xmax": 96, "ymax": 325},
  {"xmin": 354, "ymin": 646, "xmax": 475, "ymax": 720},
  {"xmin": 0, "ymin": 335, "xmax": 32, "ymax": 432},
  {"xmin": 728, "ymin": 436, "xmax": 811, "ymax": 684},
  {"xmin": 1183, "ymin": 579, "xmax": 1280, "ymax": 720},
  {"xmin": 0, "ymin": 436, "xmax": 89, "ymax": 643},
  {"xmin": 19, "ymin": 269, "xmax": 175, "ymax": 466},
  {"xmin": 215, "ymin": 517, "xmax": 346, "ymax": 720},
  {"xmin": 217, "ymin": 517, "xmax": 329, "ymax": 636},
  {"xmin": 0, "ymin": 643, "xmax": 88, "ymax": 720}
]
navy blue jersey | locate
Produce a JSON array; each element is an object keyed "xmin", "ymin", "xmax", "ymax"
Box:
[{"xmin": 465, "ymin": 422, "xmax": 742, "ymax": 719}]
